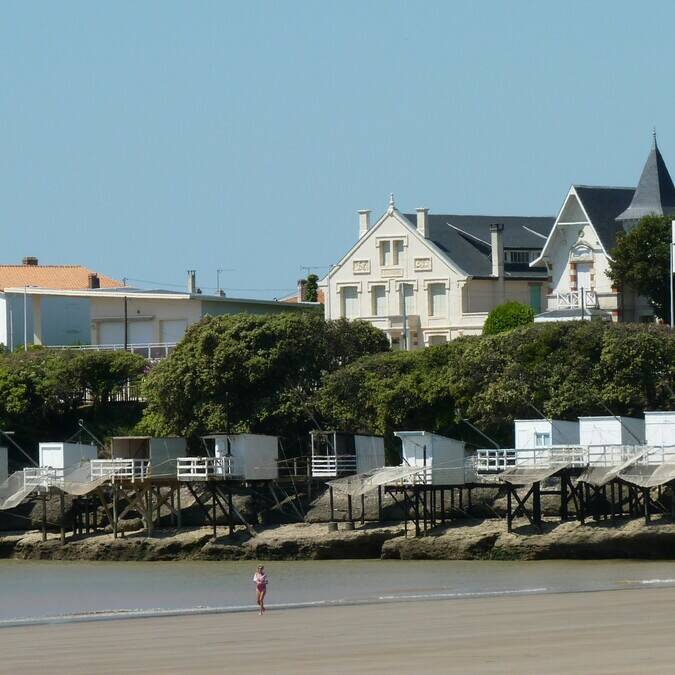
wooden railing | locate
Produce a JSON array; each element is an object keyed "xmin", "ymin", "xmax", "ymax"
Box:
[
  {"xmin": 311, "ymin": 454, "xmax": 357, "ymax": 477},
  {"xmin": 176, "ymin": 456, "xmax": 240, "ymax": 480},
  {"xmin": 90, "ymin": 459, "xmax": 149, "ymax": 482}
]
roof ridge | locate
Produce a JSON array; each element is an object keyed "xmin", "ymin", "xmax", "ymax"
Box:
[
  {"xmin": 406, "ymin": 212, "xmax": 555, "ymax": 219},
  {"xmin": 0, "ymin": 264, "xmax": 82, "ymax": 268},
  {"xmin": 574, "ymin": 184, "xmax": 635, "ymax": 191}
]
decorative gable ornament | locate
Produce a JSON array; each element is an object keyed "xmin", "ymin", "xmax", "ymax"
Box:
[{"xmin": 570, "ymin": 242, "xmax": 594, "ymax": 262}]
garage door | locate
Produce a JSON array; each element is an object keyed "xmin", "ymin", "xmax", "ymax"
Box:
[
  {"xmin": 128, "ymin": 320, "xmax": 154, "ymax": 345},
  {"xmin": 98, "ymin": 321, "xmax": 125, "ymax": 345},
  {"xmin": 160, "ymin": 319, "xmax": 188, "ymax": 344}
]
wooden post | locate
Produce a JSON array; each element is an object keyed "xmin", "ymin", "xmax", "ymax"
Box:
[
  {"xmin": 176, "ymin": 485, "xmax": 182, "ymax": 530},
  {"xmin": 41, "ymin": 495, "xmax": 47, "ymax": 542},
  {"xmin": 458, "ymin": 488, "xmax": 464, "ymax": 512},
  {"xmin": 450, "ymin": 487, "xmax": 455, "ymax": 514},
  {"xmin": 413, "ymin": 486, "xmax": 421, "ymax": 537},
  {"xmin": 112, "ymin": 484, "xmax": 118, "ymax": 539},
  {"xmin": 610, "ymin": 482, "xmax": 616, "ymax": 521},
  {"xmin": 643, "ymin": 487, "xmax": 651, "ymax": 525},
  {"xmin": 377, "ymin": 486, "xmax": 383, "ymax": 522},
  {"xmin": 146, "ymin": 487, "xmax": 153, "ymax": 537},
  {"xmin": 329, "ymin": 486, "xmax": 335, "ymax": 522},
  {"xmin": 212, "ymin": 483, "xmax": 217, "ymax": 541},
  {"xmin": 440, "ymin": 489, "xmax": 445, "ymax": 525},
  {"xmin": 228, "ymin": 487, "xmax": 234, "ymax": 537},
  {"xmin": 560, "ymin": 473, "xmax": 568, "ymax": 521},
  {"xmin": 85, "ymin": 497, "xmax": 91, "ymax": 534},
  {"xmin": 403, "ymin": 489, "xmax": 408, "ymax": 538},
  {"xmin": 532, "ymin": 482, "xmax": 542, "ymax": 531},
  {"xmin": 170, "ymin": 488, "xmax": 176, "ymax": 527},
  {"xmin": 59, "ymin": 492, "xmax": 66, "ymax": 545},
  {"xmin": 347, "ymin": 494, "xmax": 353, "ymax": 525},
  {"xmin": 360, "ymin": 493, "xmax": 365, "ymax": 525},
  {"xmin": 467, "ymin": 488, "xmax": 472, "ymax": 512},
  {"xmin": 506, "ymin": 485, "xmax": 513, "ymax": 532}
]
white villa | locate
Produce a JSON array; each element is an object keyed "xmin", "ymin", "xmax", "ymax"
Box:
[
  {"xmin": 321, "ymin": 195, "xmax": 553, "ymax": 347},
  {"xmin": 534, "ymin": 135, "xmax": 675, "ymax": 322},
  {"xmin": 323, "ymin": 135, "xmax": 674, "ymax": 345}
]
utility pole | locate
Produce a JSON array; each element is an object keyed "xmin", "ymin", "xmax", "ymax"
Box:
[
  {"xmin": 670, "ymin": 220, "xmax": 674, "ymax": 328},
  {"xmin": 23, "ymin": 285, "xmax": 27, "ymax": 352}
]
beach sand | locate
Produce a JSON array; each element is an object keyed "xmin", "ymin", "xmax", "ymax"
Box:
[{"xmin": 3, "ymin": 586, "xmax": 675, "ymax": 674}]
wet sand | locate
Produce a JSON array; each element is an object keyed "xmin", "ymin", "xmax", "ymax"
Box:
[{"xmin": 3, "ymin": 586, "xmax": 675, "ymax": 674}]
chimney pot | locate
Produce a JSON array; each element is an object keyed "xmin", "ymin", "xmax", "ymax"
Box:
[
  {"xmin": 358, "ymin": 209, "xmax": 371, "ymax": 238},
  {"xmin": 22, "ymin": 256, "xmax": 38, "ymax": 266},
  {"xmin": 187, "ymin": 270, "xmax": 197, "ymax": 294},
  {"xmin": 88, "ymin": 273, "xmax": 100, "ymax": 289},
  {"xmin": 297, "ymin": 278, "xmax": 308, "ymax": 301},
  {"xmin": 416, "ymin": 208, "xmax": 429, "ymax": 238},
  {"xmin": 490, "ymin": 223, "xmax": 505, "ymax": 292}
]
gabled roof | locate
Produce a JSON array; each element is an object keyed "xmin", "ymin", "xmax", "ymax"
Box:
[
  {"xmin": 0, "ymin": 264, "xmax": 121, "ymax": 291},
  {"xmin": 573, "ymin": 186, "xmax": 635, "ymax": 251},
  {"xmin": 616, "ymin": 137, "xmax": 675, "ymax": 221},
  {"xmin": 404, "ymin": 213, "xmax": 553, "ymax": 277}
]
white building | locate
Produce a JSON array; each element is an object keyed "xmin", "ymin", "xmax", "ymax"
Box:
[
  {"xmin": 644, "ymin": 411, "xmax": 675, "ymax": 446},
  {"xmin": 514, "ymin": 419, "xmax": 580, "ymax": 449},
  {"xmin": 0, "ymin": 271, "xmax": 319, "ymax": 354},
  {"xmin": 322, "ymin": 195, "xmax": 552, "ymax": 347},
  {"xmin": 578, "ymin": 416, "xmax": 645, "ymax": 447},
  {"xmin": 533, "ymin": 135, "xmax": 674, "ymax": 322}
]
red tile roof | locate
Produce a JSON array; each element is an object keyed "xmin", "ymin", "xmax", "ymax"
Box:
[{"xmin": 0, "ymin": 264, "xmax": 122, "ymax": 291}]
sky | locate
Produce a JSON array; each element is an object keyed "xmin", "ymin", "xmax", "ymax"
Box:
[{"xmin": 2, "ymin": 1, "xmax": 675, "ymax": 299}]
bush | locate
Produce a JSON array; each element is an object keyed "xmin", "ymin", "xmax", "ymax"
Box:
[{"xmin": 483, "ymin": 301, "xmax": 534, "ymax": 336}]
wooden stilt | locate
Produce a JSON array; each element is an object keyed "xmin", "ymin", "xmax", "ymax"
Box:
[
  {"xmin": 360, "ymin": 493, "xmax": 365, "ymax": 525},
  {"xmin": 212, "ymin": 483, "xmax": 217, "ymax": 540},
  {"xmin": 347, "ymin": 494, "xmax": 353, "ymax": 524},
  {"xmin": 41, "ymin": 495, "xmax": 47, "ymax": 541},
  {"xmin": 413, "ymin": 486, "xmax": 421, "ymax": 537},
  {"xmin": 467, "ymin": 488, "xmax": 472, "ymax": 512},
  {"xmin": 458, "ymin": 488, "xmax": 464, "ymax": 512},
  {"xmin": 532, "ymin": 482, "xmax": 542, "ymax": 531},
  {"xmin": 228, "ymin": 486, "xmax": 234, "ymax": 537},
  {"xmin": 560, "ymin": 473, "xmax": 568, "ymax": 521},
  {"xmin": 506, "ymin": 485, "xmax": 513, "ymax": 532},
  {"xmin": 643, "ymin": 487, "xmax": 651, "ymax": 525},
  {"xmin": 146, "ymin": 487, "xmax": 153, "ymax": 537},
  {"xmin": 112, "ymin": 484, "xmax": 118, "ymax": 539},
  {"xmin": 59, "ymin": 492, "xmax": 66, "ymax": 545},
  {"xmin": 377, "ymin": 486, "xmax": 382, "ymax": 522},
  {"xmin": 329, "ymin": 486, "xmax": 335, "ymax": 521},
  {"xmin": 450, "ymin": 487, "xmax": 455, "ymax": 514},
  {"xmin": 440, "ymin": 489, "xmax": 445, "ymax": 524}
]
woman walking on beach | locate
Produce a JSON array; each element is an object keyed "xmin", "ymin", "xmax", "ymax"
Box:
[{"xmin": 253, "ymin": 564, "xmax": 268, "ymax": 615}]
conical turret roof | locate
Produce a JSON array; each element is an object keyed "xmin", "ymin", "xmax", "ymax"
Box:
[{"xmin": 616, "ymin": 134, "xmax": 675, "ymax": 221}]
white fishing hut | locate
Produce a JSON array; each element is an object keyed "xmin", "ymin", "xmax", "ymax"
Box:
[
  {"xmin": 514, "ymin": 419, "xmax": 580, "ymax": 449},
  {"xmin": 91, "ymin": 436, "xmax": 186, "ymax": 481},
  {"xmin": 644, "ymin": 411, "xmax": 675, "ymax": 446},
  {"xmin": 178, "ymin": 434, "xmax": 279, "ymax": 481},
  {"xmin": 394, "ymin": 431, "xmax": 473, "ymax": 485},
  {"xmin": 24, "ymin": 442, "xmax": 99, "ymax": 490},
  {"xmin": 310, "ymin": 431, "xmax": 385, "ymax": 478},
  {"xmin": 578, "ymin": 416, "xmax": 645, "ymax": 447}
]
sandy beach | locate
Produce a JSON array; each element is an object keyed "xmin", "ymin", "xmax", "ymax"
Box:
[{"xmin": 2, "ymin": 586, "xmax": 675, "ymax": 674}]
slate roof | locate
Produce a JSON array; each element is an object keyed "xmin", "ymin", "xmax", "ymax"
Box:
[
  {"xmin": 404, "ymin": 213, "xmax": 554, "ymax": 277},
  {"xmin": 0, "ymin": 264, "xmax": 122, "ymax": 291},
  {"xmin": 616, "ymin": 139, "xmax": 675, "ymax": 221},
  {"xmin": 573, "ymin": 186, "xmax": 635, "ymax": 252}
]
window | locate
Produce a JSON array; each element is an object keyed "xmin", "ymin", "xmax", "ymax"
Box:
[
  {"xmin": 341, "ymin": 287, "xmax": 359, "ymax": 318},
  {"xmin": 428, "ymin": 334, "xmax": 448, "ymax": 346},
  {"xmin": 428, "ymin": 283, "xmax": 447, "ymax": 317},
  {"xmin": 534, "ymin": 432, "xmax": 551, "ymax": 447},
  {"xmin": 371, "ymin": 285, "xmax": 387, "ymax": 316},
  {"xmin": 393, "ymin": 240, "xmax": 404, "ymax": 265},
  {"xmin": 399, "ymin": 283, "xmax": 415, "ymax": 315},
  {"xmin": 506, "ymin": 250, "xmax": 537, "ymax": 264},
  {"xmin": 380, "ymin": 241, "xmax": 392, "ymax": 267}
]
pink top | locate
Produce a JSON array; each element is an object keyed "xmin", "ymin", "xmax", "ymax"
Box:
[{"xmin": 254, "ymin": 572, "xmax": 268, "ymax": 592}]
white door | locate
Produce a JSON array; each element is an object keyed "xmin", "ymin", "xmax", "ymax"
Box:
[
  {"xmin": 128, "ymin": 320, "xmax": 154, "ymax": 345},
  {"xmin": 160, "ymin": 319, "xmax": 188, "ymax": 344},
  {"xmin": 98, "ymin": 321, "xmax": 125, "ymax": 345},
  {"xmin": 576, "ymin": 263, "xmax": 592, "ymax": 291}
]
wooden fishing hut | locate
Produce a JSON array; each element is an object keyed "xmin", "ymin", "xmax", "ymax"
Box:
[
  {"xmin": 644, "ymin": 411, "xmax": 675, "ymax": 447},
  {"xmin": 310, "ymin": 431, "xmax": 385, "ymax": 478},
  {"xmin": 176, "ymin": 434, "xmax": 295, "ymax": 539},
  {"xmin": 89, "ymin": 436, "xmax": 186, "ymax": 538}
]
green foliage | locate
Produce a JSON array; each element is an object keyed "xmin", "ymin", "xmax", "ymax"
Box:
[
  {"xmin": 141, "ymin": 313, "xmax": 390, "ymax": 438},
  {"xmin": 608, "ymin": 215, "xmax": 672, "ymax": 323},
  {"xmin": 482, "ymin": 301, "xmax": 534, "ymax": 336},
  {"xmin": 0, "ymin": 349, "xmax": 146, "ymax": 463},
  {"xmin": 315, "ymin": 322, "xmax": 675, "ymax": 448},
  {"xmin": 305, "ymin": 274, "xmax": 319, "ymax": 302}
]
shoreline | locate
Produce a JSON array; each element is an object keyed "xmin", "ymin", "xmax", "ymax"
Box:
[
  {"xmin": 3, "ymin": 586, "xmax": 675, "ymax": 674},
  {"xmin": 3, "ymin": 515, "xmax": 675, "ymax": 562}
]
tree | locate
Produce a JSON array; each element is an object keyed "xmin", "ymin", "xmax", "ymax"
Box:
[
  {"xmin": 140, "ymin": 313, "xmax": 390, "ymax": 439},
  {"xmin": 482, "ymin": 301, "xmax": 534, "ymax": 336},
  {"xmin": 608, "ymin": 215, "xmax": 672, "ymax": 323},
  {"xmin": 305, "ymin": 274, "xmax": 319, "ymax": 302}
]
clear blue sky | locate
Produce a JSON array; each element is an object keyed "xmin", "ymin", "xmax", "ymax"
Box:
[{"xmin": 2, "ymin": 1, "xmax": 675, "ymax": 298}]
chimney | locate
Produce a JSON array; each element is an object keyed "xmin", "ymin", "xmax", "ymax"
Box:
[
  {"xmin": 490, "ymin": 224, "xmax": 505, "ymax": 278},
  {"xmin": 358, "ymin": 209, "xmax": 371, "ymax": 238},
  {"xmin": 22, "ymin": 256, "xmax": 38, "ymax": 266},
  {"xmin": 187, "ymin": 270, "xmax": 197, "ymax": 294},
  {"xmin": 416, "ymin": 208, "xmax": 429, "ymax": 238},
  {"xmin": 88, "ymin": 273, "xmax": 100, "ymax": 289},
  {"xmin": 297, "ymin": 278, "xmax": 308, "ymax": 301}
]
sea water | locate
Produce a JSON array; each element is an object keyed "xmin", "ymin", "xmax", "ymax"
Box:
[{"xmin": 1, "ymin": 558, "xmax": 675, "ymax": 626}]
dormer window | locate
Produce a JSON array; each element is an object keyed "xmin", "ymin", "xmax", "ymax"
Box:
[{"xmin": 506, "ymin": 250, "xmax": 538, "ymax": 264}]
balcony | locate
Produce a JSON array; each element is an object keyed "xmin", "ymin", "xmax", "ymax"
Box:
[{"xmin": 556, "ymin": 290, "xmax": 598, "ymax": 309}]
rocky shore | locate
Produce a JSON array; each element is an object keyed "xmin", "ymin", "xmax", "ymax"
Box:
[{"xmin": 3, "ymin": 516, "xmax": 675, "ymax": 561}]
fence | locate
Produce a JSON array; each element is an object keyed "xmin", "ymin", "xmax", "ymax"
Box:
[
  {"xmin": 90, "ymin": 459, "xmax": 149, "ymax": 482},
  {"xmin": 311, "ymin": 454, "xmax": 357, "ymax": 477},
  {"xmin": 176, "ymin": 456, "xmax": 241, "ymax": 480}
]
